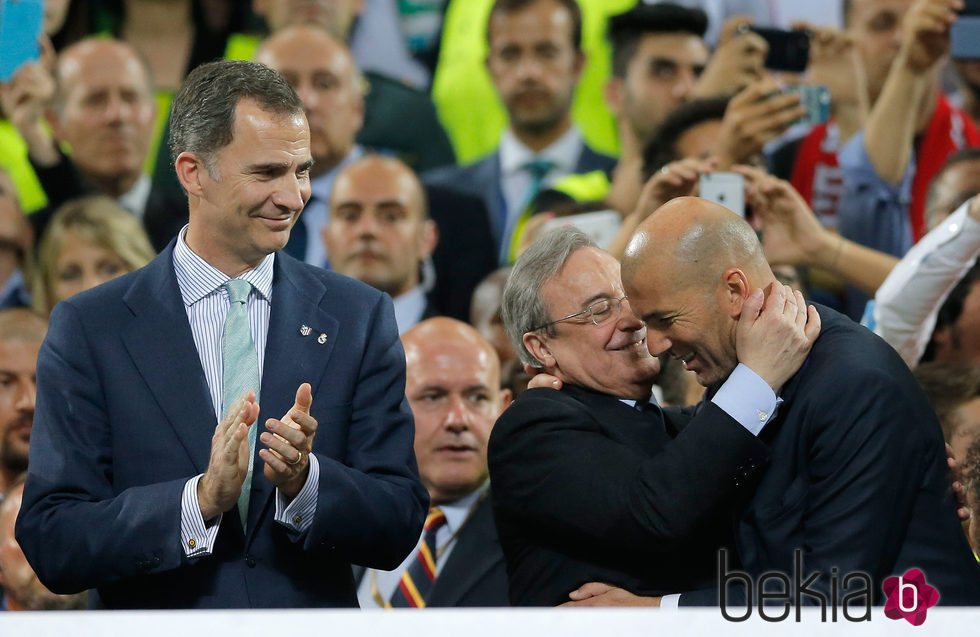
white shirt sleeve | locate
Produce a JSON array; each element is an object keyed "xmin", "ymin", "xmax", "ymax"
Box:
[
  {"xmin": 180, "ymin": 475, "xmax": 222, "ymax": 558},
  {"xmin": 711, "ymin": 363, "xmax": 783, "ymax": 436},
  {"xmin": 274, "ymin": 453, "xmax": 319, "ymax": 534},
  {"xmin": 873, "ymin": 199, "xmax": 980, "ymax": 366}
]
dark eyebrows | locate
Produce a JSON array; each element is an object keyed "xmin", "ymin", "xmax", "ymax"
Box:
[
  {"xmin": 246, "ymin": 161, "xmax": 290, "ymax": 174},
  {"xmin": 298, "ymin": 159, "xmax": 315, "ymax": 173},
  {"xmin": 579, "ymin": 292, "xmax": 610, "ymax": 308}
]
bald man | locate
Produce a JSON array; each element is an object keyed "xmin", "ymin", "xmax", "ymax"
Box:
[
  {"xmin": 323, "ymin": 154, "xmax": 438, "ymax": 333},
  {"xmin": 0, "ymin": 309, "xmax": 46, "ymax": 497},
  {"xmin": 357, "ymin": 318, "xmax": 510, "ymax": 607},
  {"xmin": 255, "ymin": 26, "xmax": 366, "ymax": 267},
  {"xmin": 0, "ymin": 170, "xmax": 32, "ymax": 310},
  {"xmin": 621, "ymin": 196, "xmax": 980, "ymax": 608}
]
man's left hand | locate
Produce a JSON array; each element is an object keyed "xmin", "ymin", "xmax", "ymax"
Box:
[
  {"xmin": 261, "ymin": 382, "xmax": 317, "ymax": 499},
  {"xmin": 560, "ymin": 582, "xmax": 661, "ymax": 607}
]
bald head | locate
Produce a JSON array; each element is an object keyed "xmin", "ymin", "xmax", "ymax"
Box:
[
  {"xmin": 403, "ymin": 317, "xmax": 501, "ymax": 381},
  {"xmin": 402, "ymin": 317, "xmax": 509, "ymax": 505},
  {"xmin": 256, "ymin": 26, "xmax": 364, "ymax": 173},
  {"xmin": 622, "ymin": 197, "xmax": 771, "ymax": 291},
  {"xmin": 0, "ymin": 309, "xmax": 47, "ymax": 344}
]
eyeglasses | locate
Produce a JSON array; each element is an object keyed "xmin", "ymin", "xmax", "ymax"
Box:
[{"xmin": 531, "ymin": 296, "xmax": 628, "ymax": 331}]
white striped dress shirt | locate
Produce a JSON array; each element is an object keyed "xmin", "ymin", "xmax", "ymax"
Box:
[{"xmin": 173, "ymin": 227, "xmax": 319, "ymax": 557}]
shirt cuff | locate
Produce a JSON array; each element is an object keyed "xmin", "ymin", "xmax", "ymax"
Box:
[
  {"xmin": 711, "ymin": 363, "xmax": 782, "ymax": 436},
  {"xmin": 660, "ymin": 593, "xmax": 681, "ymax": 610},
  {"xmin": 275, "ymin": 453, "xmax": 319, "ymax": 534},
  {"xmin": 180, "ymin": 475, "xmax": 222, "ymax": 558}
]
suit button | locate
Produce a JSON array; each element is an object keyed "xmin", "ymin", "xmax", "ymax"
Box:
[{"xmin": 245, "ymin": 555, "xmax": 256, "ymax": 568}]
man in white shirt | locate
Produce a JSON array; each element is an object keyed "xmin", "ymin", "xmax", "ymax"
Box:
[{"xmin": 358, "ymin": 317, "xmax": 511, "ymax": 608}]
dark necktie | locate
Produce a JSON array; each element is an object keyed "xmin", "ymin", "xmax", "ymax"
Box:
[
  {"xmin": 389, "ymin": 508, "xmax": 448, "ymax": 608},
  {"xmin": 636, "ymin": 399, "xmax": 666, "ymax": 433}
]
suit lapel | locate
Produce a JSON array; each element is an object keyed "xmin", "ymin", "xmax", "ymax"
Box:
[
  {"xmin": 246, "ymin": 255, "xmax": 340, "ymax": 537},
  {"xmin": 429, "ymin": 495, "xmax": 502, "ymax": 607},
  {"xmin": 121, "ymin": 245, "xmax": 216, "ymax": 472}
]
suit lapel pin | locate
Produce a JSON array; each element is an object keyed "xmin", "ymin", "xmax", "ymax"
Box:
[
  {"xmin": 300, "ymin": 325, "xmax": 312, "ymax": 336},
  {"xmin": 318, "ymin": 333, "xmax": 327, "ymax": 345}
]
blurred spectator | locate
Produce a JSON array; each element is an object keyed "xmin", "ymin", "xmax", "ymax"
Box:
[
  {"xmin": 469, "ymin": 266, "xmax": 531, "ymax": 396},
  {"xmin": 243, "ymin": 0, "xmax": 454, "ymax": 173},
  {"xmin": 0, "ymin": 170, "xmax": 33, "ymax": 310},
  {"xmin": 646, "ymin": 0, "xmax": 777, "ymax": 45},
  {"xmin": 253, "ymin": 0, "xmax": 431, "ymax": 89},
  {"xmin": 2, "ymin": 38, "xmax": 165, "ymax": 245},
  {"xmin": 356, "ymin": 317, "xmax": 510, "ymax": 608},
  {"xmin": 255, "ymin": 26, "xmax": 365, "ymax": 267},
  {"xmin": 838, "ymin": 0, "xmax": 979, "ymax": 259},
  {"xmin": 915, "ymin": 362, "xmax": 980, "ymax": 465},
  {"xmin": 926, "ymin": 147, "xmax": 980, "ymax": 229},
  {"xmin": 323, "ymin": 155, "xmax": 438, "ymax": 334},
  {"xmin": 426, "ymin": 0, "xmax": 616, "ymax": 265},
  {"xmin": 33, "ymin": 196, "xmax": 155, "ymax": 315},
  {"xmin": 0, "ymin": 476, "xmax": 86, "ymax": 610},
  {"xmin": 430, "ymin": 0, "xmax": 632, "ymax": 165},
  {"xmin": 397, "ymin": 0, "xmax": 449, "ymax": 78},
  {"xmin": 962, "ymin": 438, "xmax": 980, "ymax": 556},
  {"xmin": 0, "ymin": 308, "xmax": 46, "ymax": 496}
]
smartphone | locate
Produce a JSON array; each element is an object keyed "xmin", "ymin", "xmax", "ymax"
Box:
[
  {"xmin": 0, "ymin": 0, "xmax": 44, "ymax": 82},
  {"xmin": 699, "ymin": 172, "xmax": 745, "ymax": 218},
  {"xmin": 749, "ymin": 26, "xmax": 810, "ymax": 73},
  {"xmin": 538, "ymin": 210, "xmax": 622, "ymax": 249},
  {"xmin": 784, "ymin": 85, "xmax": 831, "ymax": 126}
]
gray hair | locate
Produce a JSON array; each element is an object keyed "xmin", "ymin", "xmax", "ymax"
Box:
[
  {"xmin": 169, "ymin": 59, "xmax": 303, "ymax": 175},
  {"xmin": 502, "ymin": 227, "xmax": 596, "ymax": 368}
]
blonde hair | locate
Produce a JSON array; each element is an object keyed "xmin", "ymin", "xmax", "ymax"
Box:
[{"xmin": 33, "ymin": 196, "xmax": 155, "ymax": 314}]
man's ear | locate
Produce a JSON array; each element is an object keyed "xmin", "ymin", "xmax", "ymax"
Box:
[
  {"xmin": 931, "ymin": 326, "xmax": 953, "ymax": 360},
  {"xmin": 418, "ymin": 219, "xmax": 438, "ymax": 260},
  {"xmin": 719, "ymin": 267, "xmax": 750, "ymax": 319},
  {"xmin": 604, "ymin": 77, "xmax": 624, "ymax": 117},
  {"xmin": 45, "ymin": 107, "xmax": 64, "ymax": 144},
  {"xmin": 174, "ymin": 151, "xmax": 207, "ymax": 199},
  {"xmin": 572, "ymin": 50, "xmax": 586, "ymax": 81},
  {"xmin": 523, "ymin": 331, "xmax": 555, "ymax": 369},
  {"xmin": 498, "ymin": 388, "xmax": 513, "ymax": 413}
]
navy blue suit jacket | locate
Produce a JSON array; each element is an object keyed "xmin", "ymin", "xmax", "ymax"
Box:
[
  {"xmin": 17, "ymin": 244, "xmax": 428, "ymax": 609},
  {"xmin": 424, "ymin": 143, "xmax": 617, "ymax": 250}
]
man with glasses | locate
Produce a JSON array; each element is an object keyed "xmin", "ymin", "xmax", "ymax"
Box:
[{"xmin": 488, "ymin": 227, "xmax": 819, "ymax": 606}]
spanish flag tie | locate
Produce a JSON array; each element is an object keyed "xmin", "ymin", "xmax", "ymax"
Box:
[{"xmin": 390, "ymin": 508, "xmax": 447, "ymax": 608}]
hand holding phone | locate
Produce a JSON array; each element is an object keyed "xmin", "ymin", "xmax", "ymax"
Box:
[{"xmin": 747, "ymin": 26, "xmax": 811, "ymax": 73}]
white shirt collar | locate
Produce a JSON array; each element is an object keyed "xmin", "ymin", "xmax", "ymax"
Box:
[
  {"xmin": 439, "ymin": 482, "xmax": 488, "ymax": 536},
  {"xmin": 117, "ymin": 174, "xmax": 152, "ymax": 219},
  {"xmin": 172, "ymin": 225, "xmax": 275, "ymax": 307},
  {"xmin": 498, "ymin": 126, "xmax": 583, "ymax": 176},
  {"xmin": 392, "ymin": 285, "xmax": 427, "ymax": 335}
]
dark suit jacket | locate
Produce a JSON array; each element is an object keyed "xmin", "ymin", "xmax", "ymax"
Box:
[
  {"xmin": 488, "ymin": 384, "xmax": 769, "ymax": 606},
  {"xmin": 680, "ymin": 306, "xmax": 980, "ymax": 606},
  {"xmin": 354, "ymin": 494, "xmax": 509, "ymax": 607},
  {"xmin": 16, "ymin": 244, "xmax": 429, "ymax": 609},
  {"xmin": 424, "ymin": 143, "xmax": 617, "ymax": 255}
]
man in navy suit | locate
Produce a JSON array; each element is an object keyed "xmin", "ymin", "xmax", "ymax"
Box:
[
  {"xmin": 16, "ymin": 59, "xmax": 428, "ymax": 609},
  {"xmin": 425, "ymin": 0, "xmax": 616, "ymax": 265}
]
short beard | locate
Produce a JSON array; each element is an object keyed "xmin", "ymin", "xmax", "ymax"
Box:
[{"xmin": 1, "ymin": 422, "xmax": 30, "ymax": 475}]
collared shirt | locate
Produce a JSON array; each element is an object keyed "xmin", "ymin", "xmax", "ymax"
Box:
[
  {"xmin": 304, "ymin": 145, "xmax": 365, "ymax": 267},
  {"xmin": 172, "ymin": 227, "xmax": 319, "ymax": 557},
  {"xmin": 497, "ymin": 126, "xmax": 583, "ymax": 242},
  {"xmin": 357, "ymin": 484, "xmax": 486, "ymax": 608},
  {"xmin": 117, "ymin": 174, "xmax": 152, "ymax": 220},
  {"xmin": 392, "ymin": 285, "xmax": 427, "ymax": 335}
]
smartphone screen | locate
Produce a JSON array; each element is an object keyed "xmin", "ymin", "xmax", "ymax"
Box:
[
  {"xmin": 0, "ymin": 0, "xmax": 44, "ymax": 82},
  {"xmin": 699, "ymin": 173, "xmax": 745, "ymax": 218}
]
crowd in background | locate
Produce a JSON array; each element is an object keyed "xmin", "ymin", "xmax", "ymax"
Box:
[{"xmin": 2, "ymin": 0, "xmax": 980, "ymax": 611}]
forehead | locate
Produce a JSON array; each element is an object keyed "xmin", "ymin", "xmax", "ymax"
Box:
[
  {"xmin": 543, "ymin": 247, "xmax": 623, "ymax": 307},
  {"xmin": 848, "ymin": 0, "xmax": 913, "ymax": 23},
  {"xmin": 489, "ymin": 0, "xmax": 574, "ymax": 46},
  {"xmin": 259, "ymin": 31, "xmax": 353, "ymax": 76},
  {"xmin": 631, "ymin": 32, "xmax": 709, "ymax": 68},
  {"xmin": 0, "ymin": 340, "xmax": 41, "ymax": 372},
  {"xmin": 332, "ymin": 164, "xmax": 420, "ymax": 208},
  {"xmin": 407, "ymin": 337, "xmax": 496, "ymax": 388},
  {"xmin": 60, "ymin": 44, "xmax": 150, "ymax": 95},
  {"xmin": 222, "ymin": 101, "xmax": 310, "ymax": 160},
  {"xmin": 675, "ymin": 119, "xmax": 722, "ymax": 159},
  {"xmin": 936, "ymin": 159, "xmax": 980, "ymax": 195}
]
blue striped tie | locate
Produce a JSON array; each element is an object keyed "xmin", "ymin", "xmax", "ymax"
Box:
[{"xmin": 221, "ymin": 279, "xmax": 260, "ymax": 530}]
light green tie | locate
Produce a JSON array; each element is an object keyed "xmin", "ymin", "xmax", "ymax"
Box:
[{"xmin": 221, "ymin": 279, "xmax": 260, "ymax": 531}]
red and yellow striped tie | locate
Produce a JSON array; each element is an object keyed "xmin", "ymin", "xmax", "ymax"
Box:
[{"xmin": 390, "ymin": 507, "xmax": 447, "ymax": 608}]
